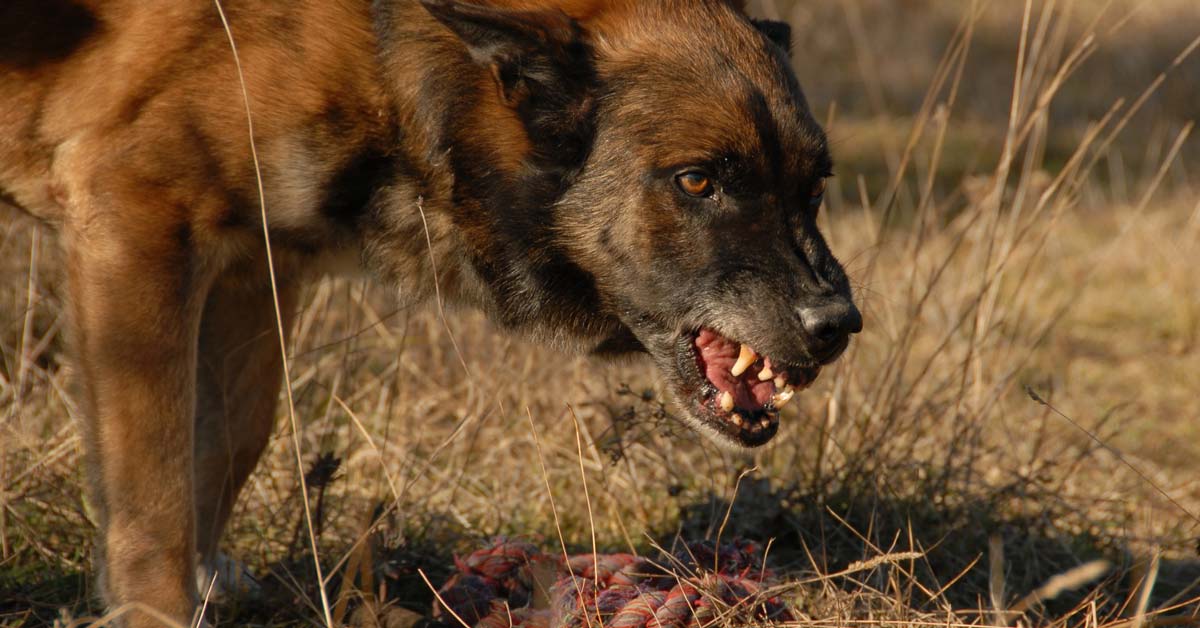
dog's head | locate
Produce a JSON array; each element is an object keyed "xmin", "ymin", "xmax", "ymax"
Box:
[{"xmin": 415, "ymin": 0, "xmax": 861, "ymax": 449}]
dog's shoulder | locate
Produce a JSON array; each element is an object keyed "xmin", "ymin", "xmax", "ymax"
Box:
[{"xmin": 1, "ymin": 0, "xmax": 390, "ymax": 238}]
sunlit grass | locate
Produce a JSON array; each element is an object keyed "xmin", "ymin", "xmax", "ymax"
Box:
[{"xmin": 2, "ymin": 0, "xmax": 1199, "ymax": 626}]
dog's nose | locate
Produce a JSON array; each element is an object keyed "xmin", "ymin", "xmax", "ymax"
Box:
[{"xmin": 798, "ymin": 298, "xmax": 863, "ymax": 342}]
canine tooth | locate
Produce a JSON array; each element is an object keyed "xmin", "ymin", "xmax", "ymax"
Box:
[
  {"xmin": 731, "ymin": 413, "xmax": 745, "ymax": 427},
  {"xmin": 772, "ymin": 386, "xmax": 796, "ymax": 409},
  {"xmin": 774, "ymin": 375, "xmax": 786, "ymax": 388},
  {"xmin": 719, "ymin": 391, "xmax": 735, "ymax": 412},
  {"xmin": 757, "ymin": 365, "xmax": 774, "ymax": 381},
  {"xmin": 730, "ymin": 345, "xmax": 757, "ymax": 377}
]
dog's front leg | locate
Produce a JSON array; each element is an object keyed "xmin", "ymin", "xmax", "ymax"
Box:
[
  {"xmin": 194, "ymin": 267, "xmax": 298, "ymax": 591},
  {"xmin": 65, "ymin": 206, "xmax": 212, "ymax": 627}
]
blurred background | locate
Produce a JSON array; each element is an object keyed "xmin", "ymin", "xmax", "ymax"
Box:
[
  {"xmin": 2, "ymin": 1, "xmax": 1199, "ymax": 626},
  {"xmin": 762, "ymin": 0, "xmax": 1199, "ymax": 194}
]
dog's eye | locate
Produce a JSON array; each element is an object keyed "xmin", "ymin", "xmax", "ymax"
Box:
[
  {"xmin": 675, "ymin": 172, "xmax": 715, "ymax": 198},
  {"xmin": 809, "ymin": 178, "xmax": 827, "ymax": 211}
]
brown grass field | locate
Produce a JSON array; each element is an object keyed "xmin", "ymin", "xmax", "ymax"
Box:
[{"xmin": 3, "ymin": 0, "xmax": 1199, "ymax": 626}]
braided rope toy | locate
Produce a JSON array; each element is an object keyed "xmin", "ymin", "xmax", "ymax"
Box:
[{"xmin": 433, "ymin": 538, "xmax": 794, "ymax": 628}]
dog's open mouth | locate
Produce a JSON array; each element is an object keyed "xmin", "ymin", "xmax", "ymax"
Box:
[{"xmin": 672, "ymin": 327, "xmax": 820, "ymax": 448}]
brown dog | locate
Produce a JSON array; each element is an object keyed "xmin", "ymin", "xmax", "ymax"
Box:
[{"xmin": 1, "ymin": 0, "xmax": 861, "ymax": 625}]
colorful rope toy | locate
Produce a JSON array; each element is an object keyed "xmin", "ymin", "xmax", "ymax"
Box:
[{"xmin": 434, "ymin": 538, "xmax": 794, "ymax": 628}]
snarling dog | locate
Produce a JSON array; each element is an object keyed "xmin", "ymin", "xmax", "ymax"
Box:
[{"xmin": 1, "ymin": 0, "xmax": 861, "ymax": 624}]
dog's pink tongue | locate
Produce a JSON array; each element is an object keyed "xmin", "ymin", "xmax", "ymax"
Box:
[{"xmin": 695, "ymin": 329, "xmax": 773, "ymax": 409}]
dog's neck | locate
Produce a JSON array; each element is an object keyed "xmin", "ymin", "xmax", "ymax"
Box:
[{"xmin": 355, "ymin": 1, "xmax": 611, "ymax": 345}]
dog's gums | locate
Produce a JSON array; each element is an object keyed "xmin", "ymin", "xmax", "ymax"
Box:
[{"xmin": 668, "ymin": 328, "xmax": 822, "ymax": 448}]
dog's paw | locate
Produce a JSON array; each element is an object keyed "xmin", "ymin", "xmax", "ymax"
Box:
[{"xmin": 195, "ymin": 552, "xmax": 262, "ymax": 603}]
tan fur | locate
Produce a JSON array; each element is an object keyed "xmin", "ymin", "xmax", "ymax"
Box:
[{"xmin": 0, "ymin": 2, "xmax": 392, "ymax": 625}]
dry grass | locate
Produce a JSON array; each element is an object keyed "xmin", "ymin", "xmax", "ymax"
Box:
[{"xmin": 3, "ymin": 0, "xmax": 1200, "ymax": 626}]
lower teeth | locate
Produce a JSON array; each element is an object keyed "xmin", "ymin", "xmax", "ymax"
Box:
[{"xmin": 772, "ymin": 386, "xmax": 796, "ymax": 408}]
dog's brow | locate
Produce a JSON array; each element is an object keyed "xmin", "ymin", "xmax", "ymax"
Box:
[{"xmin": 742, "ymin": 87, "xmax": 785, "ymax": 185}]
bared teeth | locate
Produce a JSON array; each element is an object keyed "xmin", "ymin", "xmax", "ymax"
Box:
[
  {"xmin": 719, "ymin": 391, "xmax": 735, "ymax": 412},
  {"xmin": 774, "ymin": 375, "xmax": 786, "ymax": 388},
  {"xmin": 731, "ymin": 413, "xmax": 745, "ymax": 427},
  {"xmin": 759, "ymin": 418, "xmax": 772, "ymax": 429},
  {"xmin": 772, "ymin": 385, "xmax": 796, "ymax": 409},
  {"xmin": 731, "ymin": 344, "xmax": 757, "ymax": 377},
  {"xmin": 758, "ymin": 365, "xmax": 774, "ymax": 381}
]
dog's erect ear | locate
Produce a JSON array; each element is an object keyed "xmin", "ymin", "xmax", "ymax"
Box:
[
  {"xmin": 726, "ymin": 1, "xmax": 792, "ymax": 53},
  {"xmin": 421, "ymin": 0, "xmax": 586, "ymax": 107},
  {"xmin": 752, "ymin": 18, "xmax": 792, "ymax": 53}
]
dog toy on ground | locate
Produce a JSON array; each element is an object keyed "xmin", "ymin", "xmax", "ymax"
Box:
[{"xmin": 433, "ymin": 538, "xmax": 794, "ymax": 628}]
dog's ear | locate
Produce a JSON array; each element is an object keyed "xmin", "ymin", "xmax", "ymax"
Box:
[
  {"xmin": 421, "ymin": 0, "xmax": 587, "ymax": 107},
  {"xmin": 752, "ymin": 18, "xmax": 792, "ymax": 53},
  {"xmin": 726, "ymin": 1, "xmax": 791, "ymax": 53}
]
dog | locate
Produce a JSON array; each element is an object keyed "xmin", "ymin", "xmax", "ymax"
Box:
[{"xmin": 0, "ymin": 0, "xmax": 862, "ymax": 624}]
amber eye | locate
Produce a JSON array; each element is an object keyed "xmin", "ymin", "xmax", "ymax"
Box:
[{"xmin": 675, "ymin": 171, "xmax": 715, "ymax": 198}]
